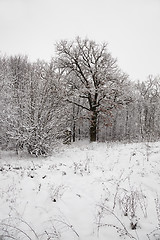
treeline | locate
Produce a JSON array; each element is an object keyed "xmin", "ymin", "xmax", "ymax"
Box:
[{"xmin": 0, "ymin": 37, "xmax": 160, "ymax": 155}]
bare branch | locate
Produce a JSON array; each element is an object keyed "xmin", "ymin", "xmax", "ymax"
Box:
[{"xmin": 66, "ymin": 99, "xmax": 90, "ymax": 111}]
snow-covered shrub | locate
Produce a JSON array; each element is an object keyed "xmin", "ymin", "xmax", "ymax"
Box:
[{"xmin": 0, "ymin": 56, "xmax": 71, "ymax": 156}]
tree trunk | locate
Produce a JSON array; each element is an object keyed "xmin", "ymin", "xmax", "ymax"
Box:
[
  {"xmin": 89, "ymin": 110, "xmax": 97, "ymax": 142},
  {"xmin": 73, "ymin": 120, "xmax": 76, "ymax": 142},
  {"xmin": 72, "ymin": 103, "xmax": 76, "ymax": 142}
]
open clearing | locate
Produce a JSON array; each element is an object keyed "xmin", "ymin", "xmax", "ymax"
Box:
[{"xmin": 0, "ymin": 141, "xmax": 160, "ymax": 240}]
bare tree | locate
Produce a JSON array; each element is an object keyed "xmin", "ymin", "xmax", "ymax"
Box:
[
  {"xmin": 0, "ymin": 55, "xmax": 13, "ymax": 149},
  {"xmin": 135, "ymin": 75, "xmax": 160, "ymax": 141},
  {"xmin": 56, "ymin": 37, "xmax": 130, "ymax": 141},
  {"xmin": 0, "ymin": 56, "xmax": 69, "ymax": 155}
]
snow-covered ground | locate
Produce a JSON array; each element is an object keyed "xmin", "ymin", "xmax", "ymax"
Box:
[{"xmin": 0, "ymin": 141, "xmax": 160, "ymax": 240}]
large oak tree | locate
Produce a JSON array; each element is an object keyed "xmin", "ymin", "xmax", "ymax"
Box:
[{"xmin": 56, "ymin": 37, "xmax": 130, "ymax": 142}]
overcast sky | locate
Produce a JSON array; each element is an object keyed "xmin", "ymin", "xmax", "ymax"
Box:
[{"xmin": 0, "ymin": 0, "xmax": 160, "ymax": 81}]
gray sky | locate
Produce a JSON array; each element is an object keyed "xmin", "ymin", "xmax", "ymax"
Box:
[{"xmin": 0, "ymin": 0, "xmax": 160, "ymax": 81}]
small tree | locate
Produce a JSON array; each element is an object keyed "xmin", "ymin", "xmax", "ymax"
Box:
[
  {"xmin": 56, "ymin": 37, "xmax": 130, "ymax": 142},
  {"xmin": 21, "ymin": 60, "xmax": 69, "ymax": 155}
]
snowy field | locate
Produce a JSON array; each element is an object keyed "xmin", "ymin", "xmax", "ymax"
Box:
[{"xmin": 0, "ymin": 141, "xmax": 160, "ymax": 240}]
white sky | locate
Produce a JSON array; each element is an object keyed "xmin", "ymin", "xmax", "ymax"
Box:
[{"xmin": 0, "ymin": 0, "xmax": 160, "ymax": 81}]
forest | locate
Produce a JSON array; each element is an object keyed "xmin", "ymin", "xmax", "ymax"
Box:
[{"xmin": 0, "ymin": 37, "xmax": 160, "ymax": 156}]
